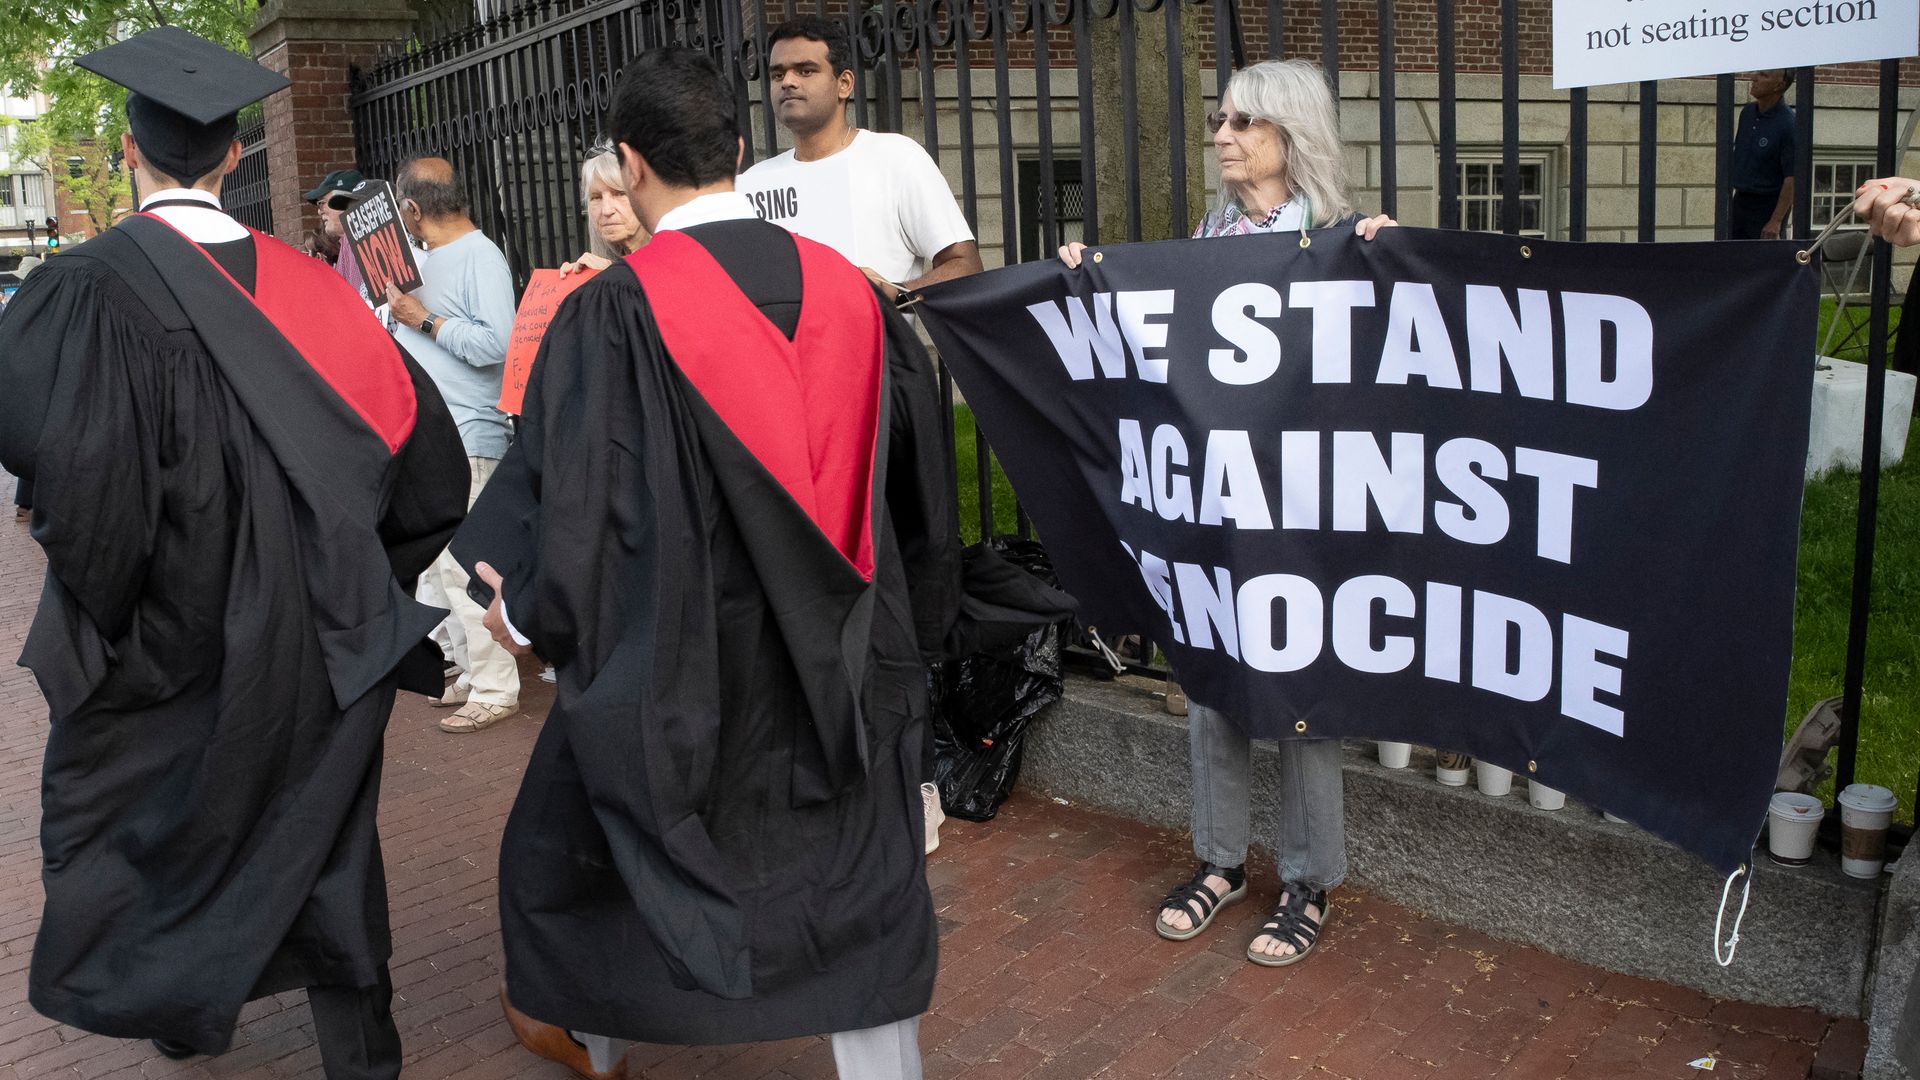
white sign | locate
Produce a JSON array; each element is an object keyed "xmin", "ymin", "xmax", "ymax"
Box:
[
  {"xmin": 735, "ymin": 154, "xmax": 858, "ymax": 261},
  {"xmin": 1554, "ymin": 1, "xmax": 1919, "ymax": 89}
]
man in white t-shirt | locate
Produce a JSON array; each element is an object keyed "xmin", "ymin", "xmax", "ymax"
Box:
[{"xmin": 739, "ymin": 15, "xmax": 982, "ymax": 302}]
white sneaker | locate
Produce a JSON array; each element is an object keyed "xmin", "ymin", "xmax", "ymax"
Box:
[{"xmin": 921, "ymin": 782, "xmax": 946, "ymax": 855}]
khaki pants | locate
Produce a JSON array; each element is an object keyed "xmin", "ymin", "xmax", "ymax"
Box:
[{"xmin": 418, "ymin": 455, "xmax": 519, "ymax": 707}]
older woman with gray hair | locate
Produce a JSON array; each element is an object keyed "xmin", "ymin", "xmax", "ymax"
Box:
[
  {"xmin": 561, "ymin": 140, "xmax": 649, "ymax": 275},
  {"xmin": 1062, "ymin": 58, "xmax": 1392, "ymax": 969}
]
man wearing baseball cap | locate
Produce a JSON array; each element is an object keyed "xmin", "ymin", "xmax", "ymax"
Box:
[{"xmin": 307, "ymin": 167, "xmax": 371, "ymax": 301}]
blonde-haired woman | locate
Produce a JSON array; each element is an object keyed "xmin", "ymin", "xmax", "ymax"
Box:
[
  {"xmin": 561, "ymin": 141, "xmax": 649, "ymax": 275},
  {"xmin": 1062, "ymin": 58, "xmax": 1391, "ymax": 968}
]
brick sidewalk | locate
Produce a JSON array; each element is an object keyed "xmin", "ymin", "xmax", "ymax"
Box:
[{"xmin": 0, "ymin": 492, "xmax": 1868, "ymax": 1080}]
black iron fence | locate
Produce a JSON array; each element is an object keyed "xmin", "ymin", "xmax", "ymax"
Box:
[
  {"xmin": 227, "ymin": 112, "xmax": 273, "ymax": 235},
  {"xmin": 349, "ymin": 0, "xmax": 1914, "ymax": 796}
]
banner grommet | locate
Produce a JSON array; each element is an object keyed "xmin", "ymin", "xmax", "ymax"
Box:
[
  {"xmin": 1294, "ymin": 720, "xmax": 1308, "ymax": 733},
  {"xmin": 1527, "ymin": 760, "xmax": 1539, "ymax": 773},
  {"xmin": 1520, "ymin": 245, "xmax": 1533, "ymax": 259},
  {"xmin": 1091, "ymin": 251, "xmax": 1104, "ymax": 264},
  {"xmin": 1299, "ymin": 235, "xmax": 1312, "ymax": 250}
]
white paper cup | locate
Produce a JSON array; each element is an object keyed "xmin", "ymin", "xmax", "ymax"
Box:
[
  {"xmin": 1474, "ymin": 761, "xmax": 1513, "ymax": 797},
  {"xmin": 1766, "ymin": 792, "xmax": 1825, "ymax": 865},
  {"xmin": 1838, "ymin": 784, "xmax": 1898, "ymax": 878},
  {"xmin": 1528, "ymin": 782, "xmax": 1566, "ymax": 811},
  {"xmin": 1435, "ymin": 751, "xmax": 1472, "ymax": 787},
  {"xmin": 1376, "ymin": 741, "xmax": 1412, "ymax": 769}
]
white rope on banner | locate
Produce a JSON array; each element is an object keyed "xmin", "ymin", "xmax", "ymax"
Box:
[
  {"xmin": 1714, "ymin": 864, "xmax": 1752, "ymax": 968},
  {"xmin": 1082, "ymin": 627, "xmax": 1127, "ymax": 674}
]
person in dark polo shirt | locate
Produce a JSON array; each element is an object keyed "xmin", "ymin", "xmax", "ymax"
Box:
[{"xmin": 1729, "ymin": 69, "xmax": 1797, "ymax": 240}]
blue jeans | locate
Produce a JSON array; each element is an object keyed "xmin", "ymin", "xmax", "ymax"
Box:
[{"xmin": 1187, "ymin": 702, "xmax": 1348, "ymax": 891}]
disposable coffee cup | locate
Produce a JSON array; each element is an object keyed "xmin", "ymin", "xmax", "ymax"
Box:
[
  {"xmin": 1436, "ymin": 751, "xmax": 1472, "ymax": 787},
  {"xmin": 1376, "ymin": 741, "xmax": 1412, "ymax": 769},
  {"xmin": 1528, "ymin": 781, "xmax": 1566, "ymax": 811},
  {"xmin": 1838, "ymin": 783, "xmax": 1898, "ymax": 878},
  {"xmin": 1475, "ymin": 761, "xmax": 1513, "ymax": 797},
  {"xmin": 1766, "ymin": 792, "xmax": 1824, "ymax": 865}
]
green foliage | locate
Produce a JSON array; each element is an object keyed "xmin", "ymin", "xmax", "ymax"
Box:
[
  {"xmin": 1816, "ymin": 293, "xmax": 1904, "ymax": 365},
  {"xmin": 952, "ymin": 405, "xmax": 1021, "ymax": 545},
  {"xmin": 1789, "ymin": 423, "xmax": 1920, "ymax": 824},
  {"xmin": 0, "ymin": 0, "xmax": 253, "ymax": 229}
]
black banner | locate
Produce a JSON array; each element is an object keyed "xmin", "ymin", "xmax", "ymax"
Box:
[{"xmin": 917, "ymin": 227, "xmax": 1817, "ymax": 873}]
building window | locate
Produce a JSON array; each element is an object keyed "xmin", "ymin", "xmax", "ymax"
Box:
[
  {"xmin": 19, "ymin": 173, "xmax": 43, "ymax": 210},
  {"xmin": 1812, "ymin": 157, "xmax": 1876, "ymax": 230},
  {"xmin": 0, "ymin": 179, "xmax": 13, "ymax": 209},
  {"xmin": 1450, "ymin": 153, "xmax": 1555, "ymax": 239},
  {"xmin": 1017, "ymin": 155, "xmax": 1086, "ymax": 263}
]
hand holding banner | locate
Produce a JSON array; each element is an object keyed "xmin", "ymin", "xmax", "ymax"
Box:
[
  {"xmin": 916, "ymin": 227, "xmax": 1817, "ymax": 872},
  {"xmin": 498, "ymin": 267, "xmax": 599, "ymax": 414}
]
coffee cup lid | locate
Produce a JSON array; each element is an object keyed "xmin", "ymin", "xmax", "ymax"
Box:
[
  {"xmin": 1769, "ymin": 791, "xmax": 1824, "ymax": 815},
  {"xmin": 1838, "ymin": 784, "xmax": 1898, "ymax": 813}
]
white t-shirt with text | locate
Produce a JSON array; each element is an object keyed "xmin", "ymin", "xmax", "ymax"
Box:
[{"xmin": 738, "ymin": 130, "xmax": 974, "ymax": 286}]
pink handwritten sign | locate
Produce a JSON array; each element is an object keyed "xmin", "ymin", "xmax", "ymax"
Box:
[{"xmin": 499, "ymin": 267, "xmax": 599, "ymax": 414}]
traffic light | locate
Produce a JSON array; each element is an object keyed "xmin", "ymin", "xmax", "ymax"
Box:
[{"xmin": 44, "ymin": 218, "xmax": 58, "ymax": 253}]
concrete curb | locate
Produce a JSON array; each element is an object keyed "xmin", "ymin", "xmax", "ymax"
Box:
[{"xmin": 1018, "ymin": 673, "xmax": 1880, "ymax": 1019}]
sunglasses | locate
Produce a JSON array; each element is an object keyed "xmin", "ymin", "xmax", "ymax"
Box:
[{"xmin": 1205, "ymin": 111, "xmax": 1269, "ymax": 134}]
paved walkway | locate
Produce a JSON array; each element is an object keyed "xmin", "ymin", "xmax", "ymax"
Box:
[{"xmin": 0, "ymin": 489, "xmax": 1869, "ymax": 1080}]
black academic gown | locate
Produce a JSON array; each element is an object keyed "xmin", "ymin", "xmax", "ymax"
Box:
[
  {"xmin": 0, "ymin": 215, "xmax": 467, "ymax": 1052},
  {"xmin": 452, "ymin": 218, "xmax": 962, "ymax": 1044}
]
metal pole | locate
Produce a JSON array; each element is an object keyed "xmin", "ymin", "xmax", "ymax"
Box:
[{"xmin": 1837, "ymin": 60, "xmax": 1899, "ymax": 792}]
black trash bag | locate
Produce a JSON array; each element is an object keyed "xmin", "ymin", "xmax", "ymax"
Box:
[{"xmin": 932, "ymin": 537, "xmax": 1076, "ymax": 822}]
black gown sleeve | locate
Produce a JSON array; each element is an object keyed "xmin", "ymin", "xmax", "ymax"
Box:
[
  {"xmin": 381, "ymin": 349, "xmax": 469, "ymax": 583},
  {"xmin": 878, "ymin": 296, "xmax": 963, "ymax": 659},
  {"xmin": 382, "ymin": 348, "xmax": 472, "ymax": 697},
  {"xmin": 0, "ymin": 262, "xmax": 162, "ymax": 645}
]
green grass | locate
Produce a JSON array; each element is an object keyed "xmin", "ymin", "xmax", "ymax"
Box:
[
  {"xmin": 1789, "ymin": 422, "xmax": 1920, "ymax": 823},
  {"xmin": 1816, "ymin": 294, "xmax": 1902, "ymax": 365},
  {"xmin": 953, "ymin": 405, "xmax": 1021, "ymax": 544},
  {"xmin": 955, "ymin": 399, "xmax": 1920, "ymax": 824}
]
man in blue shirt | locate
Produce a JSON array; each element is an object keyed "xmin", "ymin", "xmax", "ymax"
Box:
[
  {"xmin": 1729, "ymin": 69, "xmax": 1797, "ymax": 240},
  {"xmin": 384, "ymin": 157, "xmax": 522, "ymax": 732}
]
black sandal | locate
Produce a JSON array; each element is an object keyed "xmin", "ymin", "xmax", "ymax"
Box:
[
  {"xmin": 1248, "ymin": 885, "xmax": 1329, "ymax": 967},
  {"xmin": 1155, "ymin": 861, "xmax": 1247, "ymax": 941}
]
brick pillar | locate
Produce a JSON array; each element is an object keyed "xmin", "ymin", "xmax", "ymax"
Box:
[{"xmin": 249, "ymin": 0, "xmax": 415, "ymax": 247}]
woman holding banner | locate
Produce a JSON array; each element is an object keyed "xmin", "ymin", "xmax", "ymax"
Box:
[
  {"xmin": 561, "ymin": 140, "xmax": 650, "ymax": 274},
  {"xmin": 1062, "ymin": 58, "xmax": 1392, "ymax": 969}
]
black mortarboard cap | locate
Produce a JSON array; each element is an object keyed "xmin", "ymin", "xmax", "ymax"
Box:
[{"xmin": 77, "ymin": 27, "xmax": 289, "ymax": 182}]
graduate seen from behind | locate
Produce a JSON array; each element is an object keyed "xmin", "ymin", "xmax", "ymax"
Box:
[
  {"xmin": 452, "ymin": 45, "xmax": 962, "ymax": 1080},
  {"xmin": 0, "ymin": 27, "xmax": 468, "ymax": 1080}
]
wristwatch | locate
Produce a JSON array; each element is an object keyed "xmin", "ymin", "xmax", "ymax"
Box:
[{"xmin": 419, "ymin": 314, "xmax": 438, "ymax": 335}]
